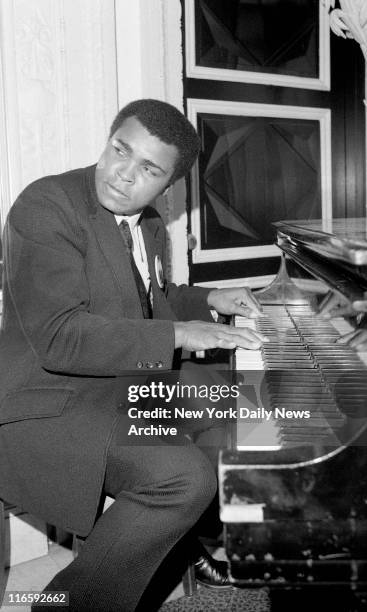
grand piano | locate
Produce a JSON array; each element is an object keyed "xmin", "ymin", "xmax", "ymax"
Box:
[{"xmin": 219, "ymin": 218, "xmax": 367, "ymax": 610}]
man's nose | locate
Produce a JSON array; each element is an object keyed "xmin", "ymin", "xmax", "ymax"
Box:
[{"xmin": 117, "ymin": 160, "xmax": 136, "ymax": 184}]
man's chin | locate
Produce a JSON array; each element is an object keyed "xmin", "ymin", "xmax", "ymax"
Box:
[{"xmin": 99, "ymin": 200, "xmax": 144, "ymax": 216}]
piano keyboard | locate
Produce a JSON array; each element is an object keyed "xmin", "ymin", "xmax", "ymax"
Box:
[{"xmin": 234, "ymin": 305, "xmax": 367, "ymax": 451}]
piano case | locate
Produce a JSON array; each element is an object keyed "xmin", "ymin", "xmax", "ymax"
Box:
[{"xmin": 219, "ymin": 218, "xmax": 367, "ymax": 608}]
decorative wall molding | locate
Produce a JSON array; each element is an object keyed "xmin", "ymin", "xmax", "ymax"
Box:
[
  {"xmin": 185, "ymin": 0, "xmax": 331, "ymax": 91},
  {"xmin": 187, "ymin": 98, "xmax": 332, "ymax": 265}
]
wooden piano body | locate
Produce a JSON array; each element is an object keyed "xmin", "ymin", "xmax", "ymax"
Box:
[{"xmin": 219, "ymin": 219, "xmax": 367, "ymax": 607}]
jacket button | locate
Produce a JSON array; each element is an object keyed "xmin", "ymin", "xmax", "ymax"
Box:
[
  {"xmin": 156, "ymin": 361, "xmax": 163, "ymax": 368},
  {"xmin": 146, "ymin": 362, "xmax": 154, "ymax": 368},
  {"xmin": 137, "ymin": 361, "xmax": 143, "ymax": 368},
  {"xmin": 118, "ymin": 402, "xmax": 124, "ymax": 409}
]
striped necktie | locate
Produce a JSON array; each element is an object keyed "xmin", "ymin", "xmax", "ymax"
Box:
[{"xmin": 119, "ymin": 220, "xmax": 152, "ymax": 319}]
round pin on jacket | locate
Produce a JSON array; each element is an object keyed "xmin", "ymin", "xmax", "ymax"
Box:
[{"xmin": 155, "ymin": 255, "xmax": 164, "ymax": 288}]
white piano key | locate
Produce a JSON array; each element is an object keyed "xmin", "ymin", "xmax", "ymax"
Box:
[
  {"xmin": 233, "ymin": 310, "xmax": 367, "ymax": 452},
  {"xmin": 234, "ymin": 316, "xmax": 264, "ymax": 370}
]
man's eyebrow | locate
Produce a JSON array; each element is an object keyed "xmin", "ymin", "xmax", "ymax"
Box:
[
  {"xmin": 112, "ymin": 138, "xmax": 132, "ymax": 154},
  {"xmin": 113, "ymin": 137, "xmax": 168, "ymax": 174},
  {"xmin": 141, "ymin": 159, "xmax": 167, "ymax": 174}
]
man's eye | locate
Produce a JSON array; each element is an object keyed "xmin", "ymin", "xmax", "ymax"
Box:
[
  {"xmin": 143, "ymin": 165, "xmax": 158, "ymax": 177},
  {"xmin": 112, "ymin": 142, "xmax": 128, "ymax": 157}
]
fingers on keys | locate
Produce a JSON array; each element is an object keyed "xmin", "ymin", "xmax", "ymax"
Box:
[{"xmin": 217, "ymin": 325, "xmax": 268, "ymax": 350}]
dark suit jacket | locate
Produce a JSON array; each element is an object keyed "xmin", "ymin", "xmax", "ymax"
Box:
[{"xmin": 0, "ymin": 165, "xmax": 211, "ymax": 536}]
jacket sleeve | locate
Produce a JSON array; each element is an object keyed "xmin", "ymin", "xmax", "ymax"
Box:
[
  {"xmin": 3, "ymin": 180, "xmax": 175, "ymax": 375},
  {"xmin": 151, "ymin": 213, "xmax": 213, "ymax": 322},
  {"xmin": 165, "ymin": 282, "xmax": 214, "ymax": 322}
]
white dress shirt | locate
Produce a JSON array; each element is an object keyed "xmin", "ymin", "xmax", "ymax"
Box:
[{"xmin": 114, "ymin": 213, "xmax": 151, "ymax": 297}]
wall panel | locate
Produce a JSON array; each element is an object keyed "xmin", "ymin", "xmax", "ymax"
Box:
[{"xmin": 0, "ymin": 0, "xmax": 118, "ymax": 226}]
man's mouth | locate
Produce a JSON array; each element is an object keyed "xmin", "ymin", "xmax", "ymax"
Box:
[{"xmin": 107, "ymin": 183, "xmax": 129, "ymax": 199}]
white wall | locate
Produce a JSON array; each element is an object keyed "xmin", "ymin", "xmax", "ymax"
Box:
[
  {"xmin": 0, "ymin": 0, "xmax": 190, "ymax": 284},
  {"xmin": 0, "ymin": 0, "xmax": 118, "ymax": 221}
]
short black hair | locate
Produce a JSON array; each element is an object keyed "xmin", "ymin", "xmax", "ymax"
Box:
[{"xmin": 109, "ymin": 99, "xmax": 201, "ymax": 184}]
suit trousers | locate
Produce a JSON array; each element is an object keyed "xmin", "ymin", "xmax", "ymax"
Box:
[{"xmin": 33, "ymin": 415, "xmax": 217, "ymax": 612}]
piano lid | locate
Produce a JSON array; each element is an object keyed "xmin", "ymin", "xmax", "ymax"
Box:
[{"xmin": 274, "ymin": 218, "xmax": 367, "ymax": 266}]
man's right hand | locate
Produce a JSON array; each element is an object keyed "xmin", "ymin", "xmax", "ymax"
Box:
[{"xmin": 173, "ymin": 320, "xmax": 268, "ymax": 352}]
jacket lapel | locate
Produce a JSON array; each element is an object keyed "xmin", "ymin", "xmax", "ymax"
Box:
[
  {"xmin": 90, "ymin": 204, "xmax": 143, "ymax": 316},
  {"xmin": 84, "ymin": 164, "xmax": 175, "ymax": 320},
  {"xmin": 141, "ymin": 214, "xmax": 177, "ymax": 321}
]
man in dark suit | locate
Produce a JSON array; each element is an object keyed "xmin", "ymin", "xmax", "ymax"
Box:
[{"xmin": 0, "ymin": 99, "xmax": 267, "ymax": 611}]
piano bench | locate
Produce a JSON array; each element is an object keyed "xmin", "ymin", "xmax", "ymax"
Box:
[{"xmin": 0, "ymin": 499, "xmax": 50, "ymax": 607}]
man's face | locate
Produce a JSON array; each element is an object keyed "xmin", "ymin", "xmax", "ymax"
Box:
[{"xmin": 95, "ymin": 116, "xmax": 178, "ymax": 215}]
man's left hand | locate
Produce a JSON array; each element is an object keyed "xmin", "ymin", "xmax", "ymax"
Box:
[
  {"xmin": 317, "ymin": 290, "xmax": 367, "ymax": 350},
  {"xmin": 317, "ymin": 290, "xmax": 367, "ymax": 319},
  {"xmin": 207, "ymin": 287, "xmax": 263, "ymax": 318}
]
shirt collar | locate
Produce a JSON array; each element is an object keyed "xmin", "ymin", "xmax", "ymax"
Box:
[{"xmin": 114, "ymin": 212, "xmax": 142, "ymax": 231}]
